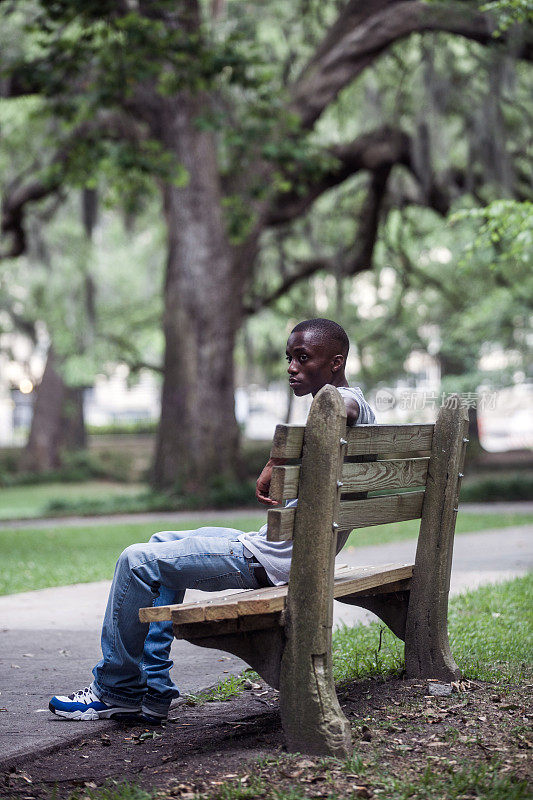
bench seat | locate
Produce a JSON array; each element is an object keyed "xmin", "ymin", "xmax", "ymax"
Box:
[{"xmin": 139, "ymin": 562, "xmax": 413, "ymax": 638}]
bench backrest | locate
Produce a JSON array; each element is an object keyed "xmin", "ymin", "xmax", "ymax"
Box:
[
  {"xmin": 267, "ymin": 412, "xmax": 435, "ymax": 543},
  {"xmin": 274, "ymin": 385, "xmax": 468, "ymax": 746}
]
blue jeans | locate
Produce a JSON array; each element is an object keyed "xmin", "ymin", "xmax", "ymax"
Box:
[{"xmin": 91, "ymin": 527, "xmax": 261, "ymax": 715}]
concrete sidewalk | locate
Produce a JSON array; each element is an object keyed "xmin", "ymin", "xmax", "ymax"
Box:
[
  {"xmin": 1, "ymin": 501, "xmax": 532, "ymax": 531},
  {"xmin": 1, "ymin": 525, "xmax": 531, "ymax": 767}
]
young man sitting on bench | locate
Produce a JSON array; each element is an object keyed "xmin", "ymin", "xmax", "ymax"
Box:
[{"xmin": 49, "ymin": 318, "xmax": 375, "ymax": 724}]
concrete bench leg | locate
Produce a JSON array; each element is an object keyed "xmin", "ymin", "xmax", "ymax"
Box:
[
  {"xmin": 279, "ymin": 386, "xmax": 351, "ymax": 757},
  {"xmin": 405, "ymin": 399, "xmax": 468, "ymax": 681}
]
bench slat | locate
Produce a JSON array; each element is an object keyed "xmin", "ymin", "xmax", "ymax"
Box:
[
  {"xmin": 270, "ymin": 423, "xmax": 434, "ymax": 460},
  {"xmin": 139, "ymin": 563, "xmax": 413, "ymax": 624},
  {"xmin": 270, "ymin": 464, "xmax": 300, "ymax": 501},
  {"xmin": 173, "ymin": 612, "xmax": 283, "ymax": 640},
  {"xmin": 270, "ymin": 458, "xmax": 429, "ymax": 502},
  {"xmin": 346, "ymin": 424, "xmax": 434, "ymax": 456},
  {"xmin": 332, "ymin": 563, "xmax": 413, "ymax": 598},
  {"xmin": 267, "ymin": 491, "xmax": 424, "ymax": 541},
  {"xmin": 140, "ymin": 584, "xmax": 286, "ymax": 623},
  {"xmin": 270, "ymin": 424, "xmax": 305, "ymax": 459},
  {"xmin": 340, "ymin": 490, "xmax": 425, "ymax": 530}
]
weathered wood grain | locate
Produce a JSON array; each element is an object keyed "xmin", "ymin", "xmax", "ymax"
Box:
[
  {"xmin": 267, "ymin": 491, "xmax": 424, "ymax": 541},
  {"xmin": 279, "ymin": 385, "xmax": 352, "ymax": 757},
  {"xmin": 140, "ymin": 563, "xmax": 414, "ymax": 624},
  {"xmin": 340, "ymin": 490, "xmax": 424, "ymax": 528},
  {"xmin": 346, "ymin": 424, "xmax": 434, "ymax": 456},
  {"xmin": 269, "ymin": 464, "xmax": 300, "ymax": 502},
  {"xmin": 269, "ymin": 422, "xmax": 433, "ymax": 459},
  {"xmin": 270, "ymin": 424, "xmax": 305, "ymax": 458},
  {"xmin": 205, "ymin": 602, "xmax": 238, "ymax": 621},
  {"xmin": 404, "ymin": 397, "xmax": 468, "ymax": 681},
  {"xmin": 332, "ymin": 563, "xmax": 413, "ymax": 598},
  {"xmin": 269, "ymin": 458, "xmax": 429, "ymax": 501},
  {"xmin": 342, "ymin": 458, "xmax": 428, "ymax": 491}
]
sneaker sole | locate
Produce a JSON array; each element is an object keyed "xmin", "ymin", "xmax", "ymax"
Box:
[{"xmin": 49, "ymin": 702, "xmax": 140, "ymax": 721}]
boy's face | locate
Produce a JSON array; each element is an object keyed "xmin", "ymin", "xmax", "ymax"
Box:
[{"xmin": 286, "ymin": 330, "xmax": 343, "ymax": 397}]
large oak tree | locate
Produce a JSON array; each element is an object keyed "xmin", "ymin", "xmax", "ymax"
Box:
[{"xmin": 1, "ymin": 0, "xmax": 531, "ymax": 488}]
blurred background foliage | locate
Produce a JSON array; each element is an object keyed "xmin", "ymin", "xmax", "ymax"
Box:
[{"xmin": 0, "ymin": 0, "xmax": 531, "ymax": 508}]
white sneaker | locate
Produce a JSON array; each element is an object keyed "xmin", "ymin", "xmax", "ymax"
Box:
[{"xmin": 49, "ymin": 686, "xmax": 141, "ymax": 720}]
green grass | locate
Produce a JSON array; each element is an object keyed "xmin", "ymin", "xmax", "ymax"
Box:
[
  {"xmin": 0, "ymin": 516, "xmax": 264, "ymax": 595},
  {"xmin": 84, "ymin": 785, "xmax": 152, "ymax": 800},
  {"xmin": 374, "ymin": 760, "xmax": 530, "ymax": 800},
  {"xmin": 187, "ymin": 673, "xmax": 256, "ymax": 704},
  {"xmin": 71, "ymin": 757, "xmax": 530, "ymax": 800},
  {"xmin": 460, "ymin": 470, "xmax": 533, "ymax": 502},
  {"xmin": 0, "ymin": 481, "xmax": 148, "ymax": 520},
  {"xmin": 0, "ymin": 479, "xmax": 257, "ymax": 520},
  {"xmin": 1, "ymin": 512, "xmax": 531, "ymax": 595},
  {"xmin": 332, "ymin": 573, "xmax": 533, "ymax": 685}
]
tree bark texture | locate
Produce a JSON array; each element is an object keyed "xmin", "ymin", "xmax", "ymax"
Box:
[
  {"xmin": 20, "ymin": 347, "xmax": 85, "ymax": 471},
  {"xmin": 292, "ymin": 0, "xmax": 532, "ymax": 129},
  {"xmin": 153, "ymin": 94, "xmax": 242, "ymax": 490},
  {"xmin": 404, "ymin": 397, "xmax": 468, "ymax": 680},
  {"xmin": 61, "ymin": 387, "xmax": 87, "ymax": 452},
  {"xmin": 279, "ymin": 386, "xmax": 352, "ymax": 757}
]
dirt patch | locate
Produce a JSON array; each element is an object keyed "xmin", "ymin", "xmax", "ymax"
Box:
[{"xmin": 2, "ymin": 679, "xmax": 531, "ymax": 799}]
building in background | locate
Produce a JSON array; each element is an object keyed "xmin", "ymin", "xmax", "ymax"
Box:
[{"xmin": 0, "ymin": 349, "xmax": 531, "ymax": 452}]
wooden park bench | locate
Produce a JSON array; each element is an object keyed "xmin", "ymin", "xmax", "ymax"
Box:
[{"xmin": 140, "ymin": 386, "xmax": 469, "ymax": 757}]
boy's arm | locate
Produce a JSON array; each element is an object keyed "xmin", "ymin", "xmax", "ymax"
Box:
[
  {"xmin": 255, "ymin": 395, "xmax": 360, "ymax": 506},
  {"xmin": 344, "ymin": 396, "xmax": 360, "ymax": 426},
  {"xmin": 255, "ymin": 457, "xmax": 286, "ymax": 506}
]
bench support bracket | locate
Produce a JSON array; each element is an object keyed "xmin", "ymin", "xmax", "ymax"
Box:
[
  {"xmin": 337, "ymin": 590, "xmax": 410, "ymax": 641},
  {"xmin": 181, "ymin": 627, "xmax": 285, "ymax": 689}
]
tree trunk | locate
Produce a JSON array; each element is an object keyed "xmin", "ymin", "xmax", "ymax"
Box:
[
  {"xmin": 438, "ymin": 355, "xmax": 485, "ymax": 466},
  {"xmin": 21, "ymin": 347, "xmax": 85, "ymax": 471},
  {"xmin": 153, "ymin": 94, "xmax": 242, "ymax": 492},
  {"xmin": 465, "ymin": 404, "xmax": 484, "ymax": 466},
  {"xmin": 62, "ymin": 387, "xmax": 87, "ymax": 451}
]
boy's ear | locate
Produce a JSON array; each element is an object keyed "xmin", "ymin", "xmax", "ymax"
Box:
[{"xmin": 331, "ymin": 354, "xmax": 344, "ymax": 373}]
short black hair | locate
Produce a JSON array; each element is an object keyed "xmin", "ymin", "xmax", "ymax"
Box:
[{"xmin": 291, "ymin": 318, "xmax": 349, "ymax": 358}]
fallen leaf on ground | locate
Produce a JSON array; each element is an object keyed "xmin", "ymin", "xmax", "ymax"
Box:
[
  {"xmin": 353, "ymin": 787, "xmax": 372, "ymax": 798},
  {"xmin": 296, "ymin": 758, "xmax": 316, "ymax": 768}
]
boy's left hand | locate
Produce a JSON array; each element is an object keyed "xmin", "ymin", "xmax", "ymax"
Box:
[{"xmin": 256, "ymin": 458, "xmax": 284, "ymax": 506}]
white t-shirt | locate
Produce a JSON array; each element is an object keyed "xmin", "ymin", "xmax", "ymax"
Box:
[{"xmin": 238, "ymin": 386, "xmax": 376, "ymax": 585}]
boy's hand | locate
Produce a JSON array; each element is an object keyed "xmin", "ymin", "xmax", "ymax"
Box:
[{"xmin": 256, "ymin": 458, "xmax": 285, "ymax": 506}]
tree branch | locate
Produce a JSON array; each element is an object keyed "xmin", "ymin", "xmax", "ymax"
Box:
[
  {"xmin": 1, "ymin": 166, "xmax": 66, "ymax": 259},
  {"xmin": 291, "ymin": 0, "xmax": 533, "ymax": 129},
  {"xmin": 0, "ymin": 112, "xmax": 144, "ymax": 260},
  {"xmin": 244, "ymin": 164, "xmax": 391, "ymax": 315},
  {"xmin": 264, "ymin": 125, "xmax": 456, "ymax": 231},
  {"xmin": 0, "ymin": 299, "xmax": 37, "ymax": 343},
  {"xmin": 266, "ymin": 127, "xmax": 410, "ymax": 226},
  {"xmin": 102, "ymin": 332, "xmax": 163, "ymax": 375}
]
